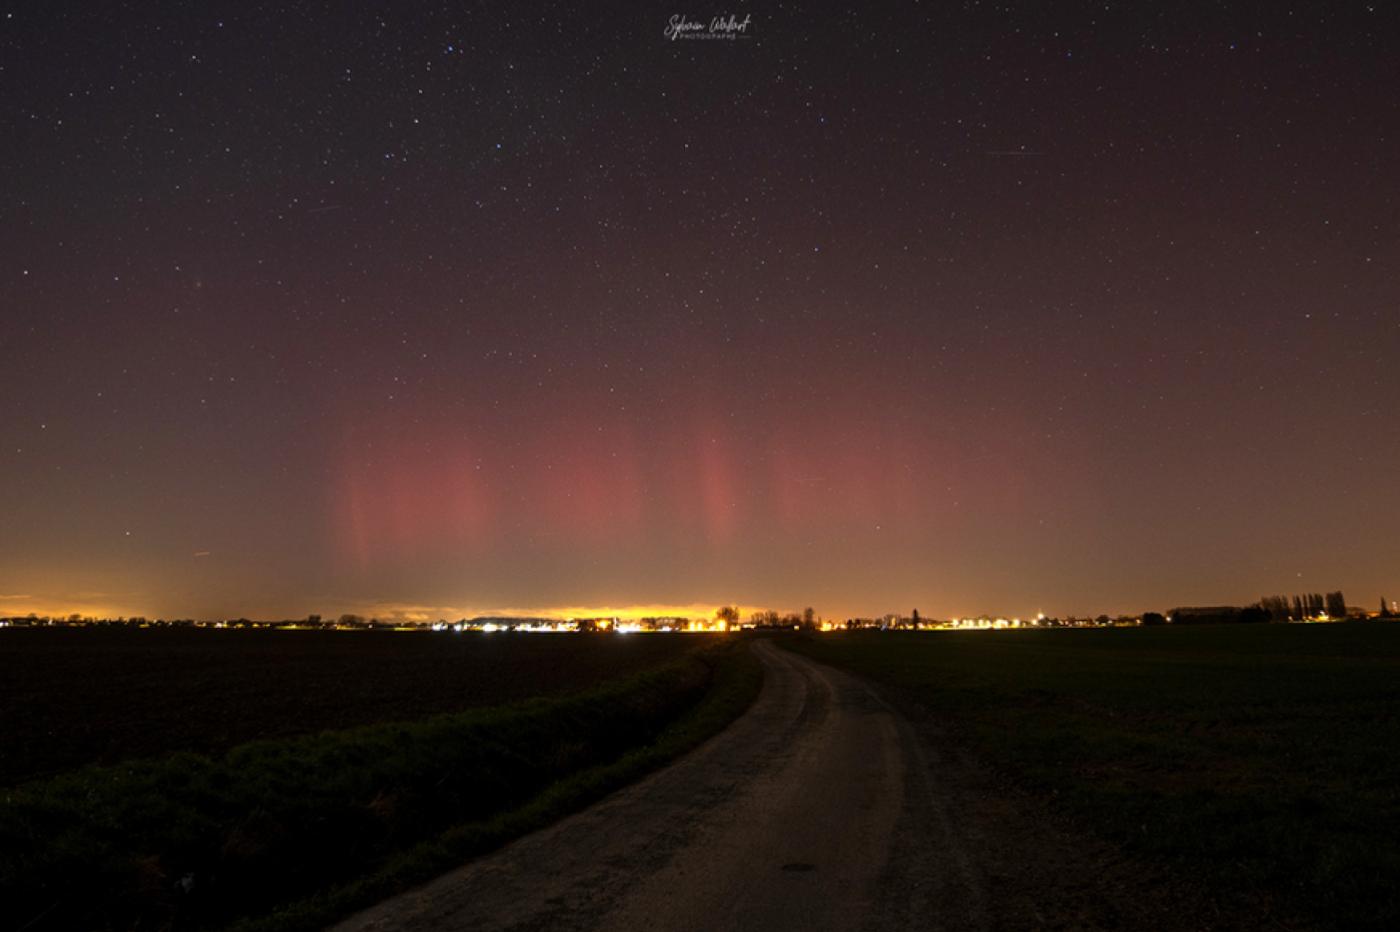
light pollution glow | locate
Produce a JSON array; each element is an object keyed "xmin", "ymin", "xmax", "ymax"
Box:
[
  {"xmin": 2, "ymin": 5, "xmax": 1397, "ymax": 622},
  {"xmin": 1, "ymin": 598, "xmax": 773, "ymax": 626}
]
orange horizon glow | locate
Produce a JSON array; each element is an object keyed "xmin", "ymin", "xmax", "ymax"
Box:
[{"xmin": 0, "ymin": 600, "xmax": 786, "ymax": 624}]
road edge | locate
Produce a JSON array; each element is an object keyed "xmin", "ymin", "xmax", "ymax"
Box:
[{"xmin": 231, "ymin": 639, "xmax": 764, "ymax": 932}]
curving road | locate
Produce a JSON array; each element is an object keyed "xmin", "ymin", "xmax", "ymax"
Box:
[{"xmin": 333, "ymin": 638, "xmax": 986, "ymax": 932}]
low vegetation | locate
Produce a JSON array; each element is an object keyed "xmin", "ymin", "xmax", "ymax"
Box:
[
  {"xmin": 0, "ymin": 636, "xmax": 761, "ymax": 931},
  {"xmin": 0, "ymin": 627, "xmax": 712, "ymax": 785},
  {"xmin": 788, "ymin": 623, "xmax": 1400, "ymax": 931}
]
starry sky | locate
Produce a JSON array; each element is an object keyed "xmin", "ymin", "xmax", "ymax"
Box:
[{"xmin": 2, "ymin": 2, "xmax": 1397, "ymax": 622}]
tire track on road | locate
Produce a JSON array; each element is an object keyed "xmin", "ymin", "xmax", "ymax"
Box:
[{"xmin": 334, "ymin": 639, "xmax": 984, "ymax": 931}]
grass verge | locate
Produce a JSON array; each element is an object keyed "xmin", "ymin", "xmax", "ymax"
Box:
[
  {"xmin": 1, "ymin": 639, "xmax": 762, "ymax": 932},
  {"xmin": 786, "ymin": 624, "xmax": 1400, "ymax": 931},
  {"xmin": 0, "ymin": 628, "xmax": 712, "ymax": 787}
]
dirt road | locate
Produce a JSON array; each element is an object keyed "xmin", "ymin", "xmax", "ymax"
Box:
[{"xmin": 333, "ymin": 638, "xmax": 986, "ymax": 931}]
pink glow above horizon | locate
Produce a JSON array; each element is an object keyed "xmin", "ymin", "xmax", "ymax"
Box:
[{"xmin": 1, "ymin": 5, "xmax": 1397, "ymax": 621}]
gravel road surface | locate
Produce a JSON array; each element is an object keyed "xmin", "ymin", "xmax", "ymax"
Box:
[{"xmin": 333, "ymin": 638, "xmax": 984, "ymax": 931}]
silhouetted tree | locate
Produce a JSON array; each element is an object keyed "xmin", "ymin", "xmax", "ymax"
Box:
[
  {"xmin": 1295, "ymin": 593, "xmax": 1325, "ymax": 618},
  {"xmin": 1381, "ymin": 597, "xmax": 1392, "ymax": 619},
  {"xmin": 802, "ymin": 606, "xmax": 817, "ymax": 629},
  {"xmin": 1141, "ymin": 611, "xmax": 1167, "ymax": 626},
  {"xmin": 1325, "ymin": 590, "xmax": 1347, "ymax": 618},
  {"xmin": 715, "ymin": 605, "xmax": 740, "ymax": 630},
  {"xmin": 911, "ymin": 608, "xmax": 921, "ymax": 629}
]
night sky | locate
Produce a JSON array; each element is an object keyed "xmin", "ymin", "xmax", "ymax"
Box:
[{"xmin": 2, "ymin": 3, "xmax": 1396, "ymax": 622}]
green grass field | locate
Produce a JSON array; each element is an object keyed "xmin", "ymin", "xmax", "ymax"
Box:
[
  {"xmin": 0, "ymin": 634, "xmax": 761, "ymax": 932},
  {"xmin": 787, "ymin": 623, "xmax": 1400, "ymax": 931},
  {"xmin": 0, "ymin": 627, "xmax": 717, "ymax": 786}
]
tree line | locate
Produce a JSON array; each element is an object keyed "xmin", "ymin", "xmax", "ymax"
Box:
[
  {"xmin": 711, "ymin": 606, "xmax": 820, "ymax": 630},
  {"xmin": 1258, "ymin": 591, "xmax": 1348, "ymax": 621}
]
